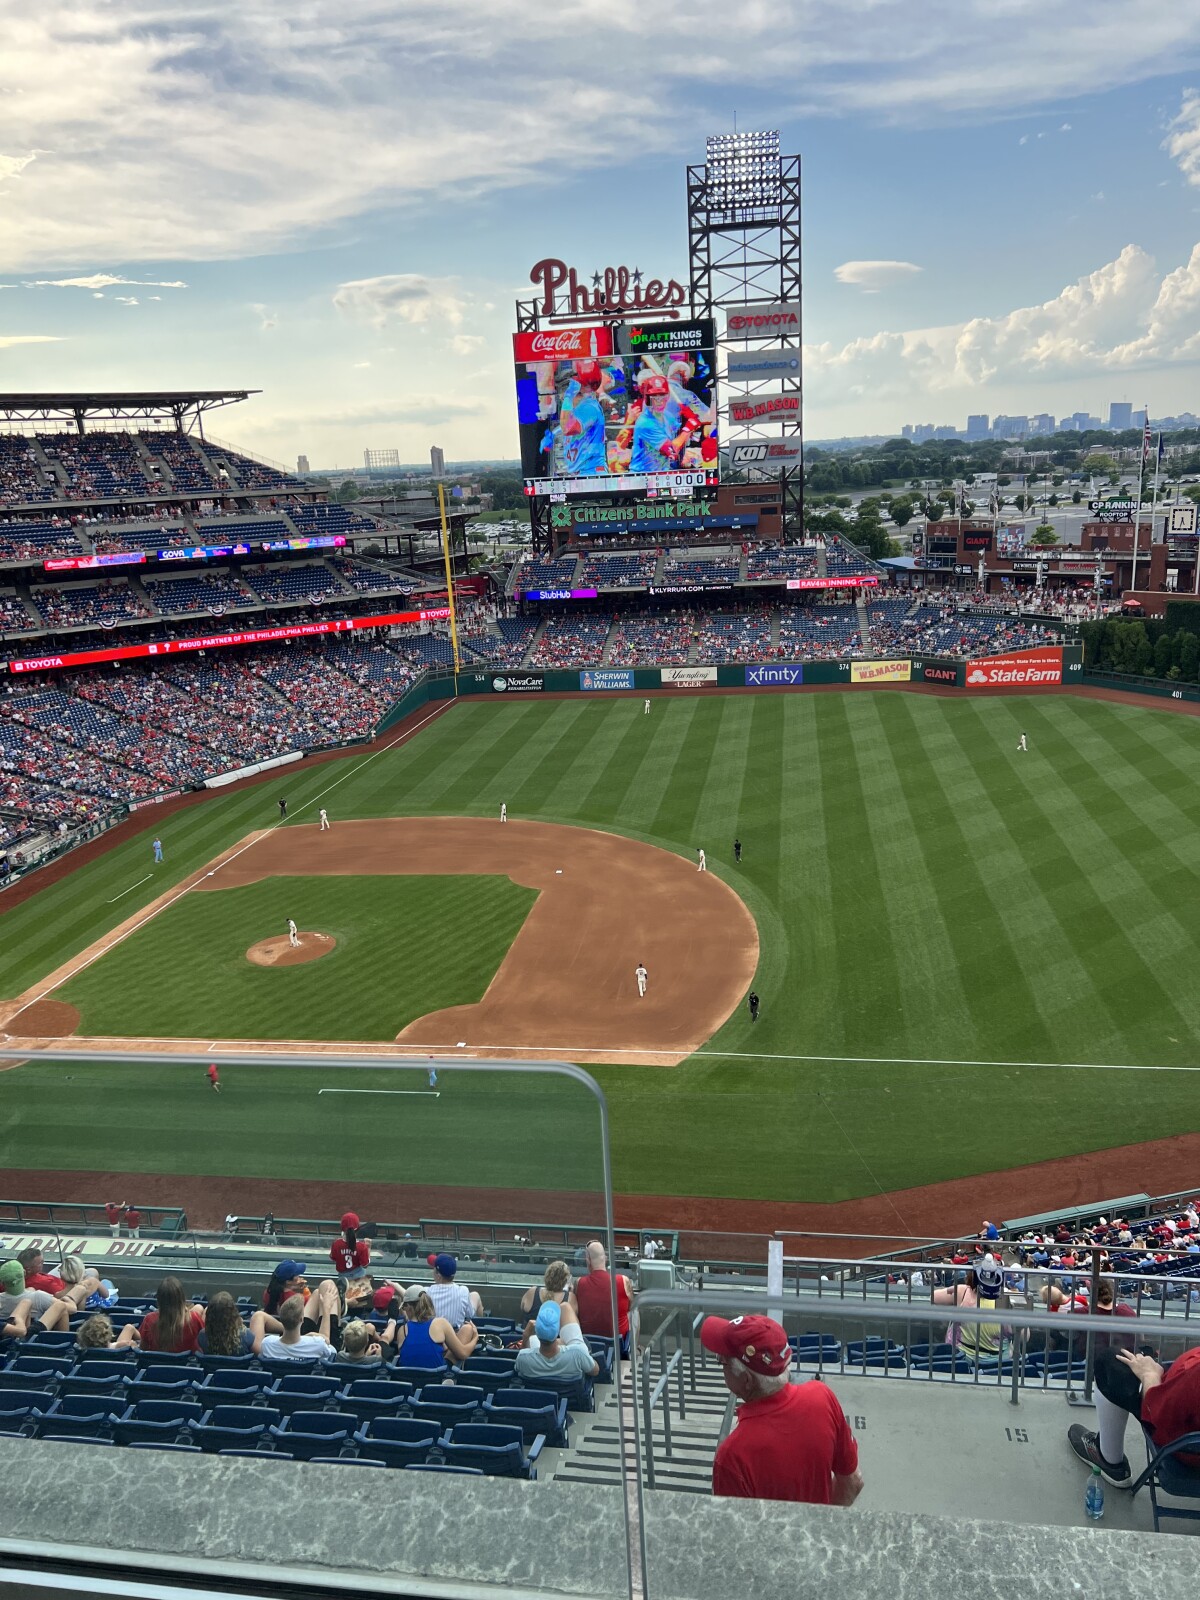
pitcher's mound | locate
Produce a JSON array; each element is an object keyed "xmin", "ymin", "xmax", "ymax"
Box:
[{"xmin": 246, "ymin": 933, "xmax": 335, "ymax": 968}]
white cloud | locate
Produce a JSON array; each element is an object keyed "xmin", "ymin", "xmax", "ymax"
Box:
[
  {"xmin": 450, "ymin": 333, "xmax": 485, "ymax": 355},
  {"xmin": 1019, "ymin": 134, "xmax": 1029, "ymax": 145},
  {"xmin": 15, "ymin": 274, "xmax": 187, "ymax": 290},
  {"xmin": 352, "ymin": 360, "xmax": 372, "ymax": 368},
  {"xmin": 807, "ymin": 243, "xmax": 1200, "ymax": 413},
  {"xmin": 114, "ymin": 295, "xmax": 139, "ymax": 305},
  {"xmin": 0, "ymin": 334, "xmax": 63, "ymax": 348},
  {"xmin": 834, "ymin": 260, "xmax": 922, "ymax": 293},
  {"xmin": 2, "ymin": 6, "xmax": 1199, "ymax": 269},
  {"xmin": 249, "ymin": 303, "xmax": 277, "ymax": 331},
  {"xmin": 1165, "ymin": 89, "xmax": 1200, "ymax": 186},
  {"xmin": 1060, "ymin": 122, "xmax": 1072, "ymax": 132},
  {"xmin": 333, "ymin": 274, "xmax": 468, "ymax": 329}
]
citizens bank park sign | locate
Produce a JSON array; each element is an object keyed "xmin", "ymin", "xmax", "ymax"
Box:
[{"xmin": 729, "ymin": 393, "xmax": 801, "ymax": 423}]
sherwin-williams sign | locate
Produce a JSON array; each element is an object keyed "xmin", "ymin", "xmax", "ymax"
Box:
[
  {"xmin": 964, "ymin": 648, "xmax": 1062, "ymax": 686},
  {"xmin": 850, "ymin": 659, "xmax": 912, "ymax": 684},
  {"xmin": 580, "ymin": 670, "xmax": 635, "ymax": 691}
]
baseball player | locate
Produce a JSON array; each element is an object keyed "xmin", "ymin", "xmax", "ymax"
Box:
[
  {"xmin": 206, "ymin": 1062, "xmax": 221, "ymax": 1093},
  {"xmin": 287, "ymin": 918, "xmax": 300, "ymax": 948},
  {"xmin": 278, "ymin": 797, "xmax": 288, "ymax": 819},
  {"xmin": 319, "ymin": 808, "xmax": 330, "ymax": 831},
  {"xmin": 152, "ymin": 837, "xmax": 163, "ymax": 863},
  {"xmin": 500, "ymin": 802, "xmax": 507, "ymax": 823},
  {"xmin": 733, "ymin": 837, "xmax": 742, "ymax": 864},
  {"xmin": 1017, "ymin": 733, "xmax": 1028, "ymax": 752},
  {"xmin": 428, "ymin": 1066, "xmax": 438, "ymax": 1089},
  {"xmin": 696, "ymin": 848, "xmax": 707, "ymax": 873},
  {"xmin": 644, "ymin": 699, "xmax": 651, "ymax": 715},
  {"xmin": 748, "ymin": 991, "xmax": 760, "ymax": 1022},
  {"xmin": 559, "ymin": 360, "xmax": 610, "ymax": 477},
  {"xmin": 635, "ymin": 962, "xmax": 648, "ymax": 998}
]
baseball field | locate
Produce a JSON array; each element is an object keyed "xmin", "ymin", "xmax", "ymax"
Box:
[{"xmin": 1, "ymin": 686, "xmax": 1199, "ymax": 1238}]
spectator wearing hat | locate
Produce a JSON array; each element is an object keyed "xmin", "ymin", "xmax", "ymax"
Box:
[
  {"xmin": 395, "ymin": 1286, "xmax": 478, "ymax": 1367},
  {"xmin": 264, "ymin": 1260, "xmax": 309, "ymax": 1317},
  {"xmin": 331, "ymin": 1213, "xmax": 371, "ymax": 1279},
  {"xmin": 426, "ymin": 1254, "xmax": 483, "ymax": 1328},
  {"xmin": 570, "ymin": 1241, "xmax": 632, "ymax": 1355},
  {"xmin": 515, "ymin": 1301, "xmax": 600, "ymax": 1384},
  {"xmin": 931, "ymin": 1254, "xmax": 1006, "ymax": 1358},
  {"xmin": 702, "ymin": 1314, "xmax": 862, "ymax": 1505},
  {"xmin": 0, "ymin": 1259, "xmax": 72, "ymax": 1339}
]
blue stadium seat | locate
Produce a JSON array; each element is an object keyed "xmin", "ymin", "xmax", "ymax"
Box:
[
  {"xmin": 1131, "ymin": 1423, "xmax": 1200, "ymax": 1532},
  {"xmin": 518, "ymin": 1372, "xmax": 594, "ymax": 1413},
  {"xmin": 437, "ymin": 1423, "xmax": 543, "ymax": 1479},
  {"xmin": 353, "ymin": 1416, "xmax": 441, "ymax": 1468},
  {"xmin": 394, "ymin": 1363, "xmax": 448, "ymax": 1388},
  {"xmin": 0, "ymin": 1354, "xmax": 73, "ymax": 1388},
  {"xmin": 78, "ymin": 1346, "xmax": 136, "ymax": 1364},
  {"xmin": 24, "ymin": 1332, "xmax": 77, "ymax": 1353},
  {"xmin": 196, "ymin": 1370, "xmax": 273, "ymax": 1407},
  {"xmin": 195, "ymin": 1352, "xmax": 257, "ymax": 1373},
  {"xmin": 258, "ymin": 1356, "xmax": 324, "ymax": 1379},
  {"xmin": 335, "ymin": 1379, "xmax": 413, "ymax": 1422},
  {"xmin": 405, "ymin": 1463, "xmax": 484, "ymax": 1475},
  {"xmin": 57, "ymin": 1361, "xmax": 134, "ymax": 1399},
  {"xmin": 585, "ymin": 1337, "xmax": 615, "ymax": 1383},
  {"xmin": 268, "ymin": 1411, "xmax": 357, "ymax": 1460},
  {"xmin": 265, "ymin": 1374, "xmax": 342, "ymax": 1414},
  {"xmin": 455, "ymin": 1359, "xmax": 519, "ymax": 1396},
  {"xmin": 41, "ymin": 1434, "xmax": 115, "ymax": 1447},
  {"xmin": 134, "ymin": 1349, "xmax": 194, "ymax": 1370},
  {"xmin": 191, "ymin": 1405, "xmax": 281, "ymax": 1453},
  {"xmin": 484, "ymin": 1388, "xmax": 570, "ymax": 1449},
  {"xmin": 112, "ymin": 1401, "xmax": 205, "ymax": 1447},
  {"xmin": 129, "ymin": 1365, "xmax": 199, "ymax": 1403},
  {"xmin": 407, "ymin": 1386, "xmax": 485, "ymax": 1431},
  {"xmin": 35, "ymin": 1395, "xmax": 122, "ymax": 1439}
]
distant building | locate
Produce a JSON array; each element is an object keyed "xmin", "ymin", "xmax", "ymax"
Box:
[
  {"xmin": 1030, "ymin": 413, "xmax": 1055, "ymax": 437},
  {"xmin": 296, "ymin": 454, "xmax": 310, "ymax": 475},
  {"xmin": 1108, "ymin": 402, "xmax": 1133, "ymax": 431},
  {"xmin": 364, "ymin": 448, "xmax": 401, "ymax": 475},
  {"xmin": 430, "ymin": 445, "xmax": 446, "ymax": 478},
  {"xmin": 992, "ymin": 415, "xmax": 1028, "ymax": 440},
  {"xmin": 966, "ymin": 413, "xmax": 990, "ymax": 440}
]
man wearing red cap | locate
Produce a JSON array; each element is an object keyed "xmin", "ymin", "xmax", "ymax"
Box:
[{"xmin": 701, "ymin": 1314, "xmax": 863, "ymax": 1506}]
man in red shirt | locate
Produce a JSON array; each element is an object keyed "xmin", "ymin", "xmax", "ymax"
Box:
[
  {"xmin": 104, "ymin": 1200, "xmax": 126, "ymax": 1238},
  {"xmin": 1069, "ymin": 1344, "xmax": 1200, "ymax": 1486},
  {"xmin": 570, "ymin": 1241, "xmax": 632, "ymax": 1355},
  {"xmin": 124, "ymin": 1206, "xmax": 142, "ymax": 1239},
  {"xmin": 701, "ymin": 1314, "xmax": 863, "ymax": 1506},
  {"xmin": 206, "ymin": 1063, "xmax": 221, "ymax": 1094}
]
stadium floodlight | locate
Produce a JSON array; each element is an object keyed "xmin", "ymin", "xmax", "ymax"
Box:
[{"xmin": 703, "ymin": 131, "xmax": 782, "ymax": 210}]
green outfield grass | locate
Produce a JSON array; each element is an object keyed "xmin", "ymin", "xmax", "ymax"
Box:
[
  {"xmin": 2, "ymin": 690, "xmax": 1200, "ymax": 1203},
  {"xmin": 58, "ymin": 876, "xmax": 536, "ymax": 1040}
]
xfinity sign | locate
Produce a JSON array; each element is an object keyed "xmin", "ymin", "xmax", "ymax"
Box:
[{"xmin": 745, "ymin": 663, "xmax": 804, "ymax": 687}]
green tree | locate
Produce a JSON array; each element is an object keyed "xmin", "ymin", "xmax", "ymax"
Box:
[
  {"xmin": 1178, "ymin": 631, "xmax": 1200, "ymax": 682},
  {"xmin": 889, "ymin": 497, "xmax": 915, "ymax": 529},
  {"xmin": 925, "ymin": 502, "xmax": 943, "ymax": 522},
  {"xmin": 1014, "ymin": 493, "xmax": 1027, "ymax": 511},
  {"xmin": 1072, "ymin": 489, "xmax": 1082, "ymax": 504},
  {"xmin": 1028, "ymin": 524, "xmax": 1059, "ymax": 545},
  {"xmin": 336, "ymin": 479, "xmax": 360, "ymax": 502},
  {"xmin": 1048, "ymin": 494, "xmax": 1058, "ymax": 507},
  {"xmin": 1153, "ymin": 634, "xmax": 1174, "ymax": 677},
  {"xmin": 1133, "ymin": 631, "xmax": 1154, "ymax": 676}
]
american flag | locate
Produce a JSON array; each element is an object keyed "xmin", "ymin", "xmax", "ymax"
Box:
[{"xmin": 1142, "ymin": 414, "xmax": 1152, "ymax": 462}]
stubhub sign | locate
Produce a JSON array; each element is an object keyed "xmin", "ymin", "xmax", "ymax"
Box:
[{"xmin": 744, "ymin": 663, "xmax": 804, "ymax": 687}]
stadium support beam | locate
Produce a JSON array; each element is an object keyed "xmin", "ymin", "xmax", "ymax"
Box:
[{"xmin": 688, "ymin": 133, "xmax": 804, "ymax": 539}]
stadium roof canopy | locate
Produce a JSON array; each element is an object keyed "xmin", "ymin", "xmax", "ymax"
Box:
[{"xmin": 0, "ymin": 391, "xmax": 258, "ymax": 427}]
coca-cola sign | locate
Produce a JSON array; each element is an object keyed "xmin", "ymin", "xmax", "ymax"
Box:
[
  {"xmin": 528, "ymin": 257, "xmax": 687, "ymax": 323},
  {"xmin": 512, "ymin": 326, "xmax": 613, "ymax": 362}
]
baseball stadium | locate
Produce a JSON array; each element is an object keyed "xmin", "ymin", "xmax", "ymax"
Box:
[{"xmin": 2, "ymin": 131, "xmax": 1199, "ymax": 1597}]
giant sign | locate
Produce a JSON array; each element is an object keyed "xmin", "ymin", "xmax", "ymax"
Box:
[
  {"xmin": 727, "ymin": 348, "xmax": 802, "ymax": 380},
  {"xmin": 725, "ymin": 302, "xmax": 802, "ymax": 336},
  {"xmin": 729, "ymin": 392, "xmax": 801, "ymax": 424},
  {"xmin": 528, "ymin": 258, "xmax": 687, "ymax": 323},
  {"xmin": 964, "ymin": 648, "xmax": 1063, "ymax": 687}
]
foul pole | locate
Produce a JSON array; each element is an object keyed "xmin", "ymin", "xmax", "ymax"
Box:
[{"xmin": 438, "ymin": 481, "xmax": 462, "ymax": 674}]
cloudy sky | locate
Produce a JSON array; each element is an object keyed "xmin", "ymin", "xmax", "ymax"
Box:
[{"xmin": 3, "ymin": 3, "xmax": 1200, "ymax": 466}]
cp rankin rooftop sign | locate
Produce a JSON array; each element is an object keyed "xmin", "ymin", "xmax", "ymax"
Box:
[{"xmin": 529, "ymin": 258, "xmax": 687, "ymax": 323}]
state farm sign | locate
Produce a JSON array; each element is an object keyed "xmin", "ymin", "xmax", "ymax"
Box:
[
  {"xmin": 513, "ymin": 326, "xmax": 614, "ymax": 362},
  {"xmin": 725, "ymin": 302, "xmax": 802, "ymax": 334},
  {"xmin": 964, "ymin": 648, "xmax": 1063, "ymax": 687},
  {"xmin": 729, "ymin": 393, "xmax": 801, "ymax": 423}
]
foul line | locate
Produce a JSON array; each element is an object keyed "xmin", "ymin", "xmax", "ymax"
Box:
[
  {"xmin": 10, "ymin": 701, "xmax": 452, "ymax": 1019},
  {"xmin": 318, "ymin": 1089, "xmax": 440, "ymax": 1098},
  {"xmin": 106, "ymin": 875, "xmax": 152, "ymax": 903}
]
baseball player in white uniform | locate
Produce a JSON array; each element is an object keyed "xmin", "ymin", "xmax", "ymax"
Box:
[
  {"xmin": 287, "ymin": 918, "xmax": 300, "ymax": 947},
  {"xmin": 500, "ymin": 802, "xmax": 507, "ymax": 823},
  {"xmin": 319, "ymin": 808, "xmax": 330, "ymax": 830},
  {"xmin": 635, "ymin": 962, "xmax": 648, "ymax": 998},
  {"xmin": 644, "ymin": 699, "xmax": 651, "ymax": 715},
  {"xmin": 1017, "ymin": 733, "xmax": 1027, "ymax": 752},
  {"xmin": 697, "ymin": 848, "xmax": 706, "ymax": 872}
]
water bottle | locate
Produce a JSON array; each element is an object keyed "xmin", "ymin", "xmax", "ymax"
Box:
[{"xmin": 1085, "ymin": 1465, "xmax": 1105, "ymax": 1521}]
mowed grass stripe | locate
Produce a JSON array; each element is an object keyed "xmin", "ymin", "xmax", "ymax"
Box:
[{"xmin": 614, "ymin": 696, "xmax": 701, "ymax": 836}]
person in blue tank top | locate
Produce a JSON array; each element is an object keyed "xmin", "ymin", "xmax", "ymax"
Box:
[{"xmin": 394, "ymin": 1285, "xmax": 478, "ymax": 1367}]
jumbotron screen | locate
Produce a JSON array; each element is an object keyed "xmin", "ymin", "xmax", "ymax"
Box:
[{"xmin": 515, "ymin": 319, "xmax": 719, "ymax": 498}]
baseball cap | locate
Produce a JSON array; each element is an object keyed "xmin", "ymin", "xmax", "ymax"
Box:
[
  {"xmin": 373, "ymin": 1285, "xmax": 400, "ymax": 1313},
  {"xmin": 535, "ymin": 1301, "xmax": 562, "ymax": 1341},
  {"xmin": 273, "ymin": 1259, "xmax": 306, "ymax": 1280},
  {"xmin": 700, "ymin": 1314, "xmax": 791, "ymax": 1375},
  {"xmin": 428, "ymin": 1253, "xmax": 457, "ymax": 1278},
  {"xmin": 975, "ymin": 1254, "xmax": 1003, "ymax": 1295},
  {"xmin": 340, "ymin": 1212, "xmax": 361, "ymax": 1231},
  {"xmin": 0, "ymin": 1260, "xmax": 24, "ymax": 1294},
  {"xmin": 401, "ymin": 1284, "xmax": 428, "ymax": 1306}
]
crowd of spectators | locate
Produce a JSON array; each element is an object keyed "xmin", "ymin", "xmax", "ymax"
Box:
[
  {"xmin": 0, "ymin": 437, "xmax": 55, "ymax": 506},
  {"xmin": 329, "ymin": 555, "xmax": 418, "ymax": 596},
  {"xmin": 38, "ymin": 433, "xmax": 154, "ymax": 501},
  {"xmin": 31, "ymin": 581, "xmax": 153, "ymax": 631},
  {"xmin": 693, "ymin": 609, "xmax": 774, "ymax": 663},
  {"xmin": 868, "ymin": 601, "xmax": 1058, "ymax": 659},
  {"xmin": 778, "ymin": 602, "xmax": 864, "ymax": 660},
  {"xmin": 744, "ymin": 543, "xmax": 822, "ymax": 583},
  {"xmin": 0, "ymin": 593, "xmax": 35, "ymax": 634},
  {"xmin": 579, "ymin": 551, "xmax": 658, "ymax": 589},
  {"xmin": 0, "ymin": 518, "xmax": 83, "ymax": 562},
  {"xmin": 141, "ymin": 574, "xmax": 256, "ymax": 616},
  {"xmin": 661, "ymin": 549, "xmax": 742, "ymax": 589},
  {"xmin": 245, "ymin": 645, "xmax": 381, "ymax": 741},
  {"xmin": 241, "ymin": 562, "xmax": 347, "ymax": 607},
  {"xmin": 530, "ymin": 614, "xmax": 610, "ymax": 666},
  {"xmin": 608, "ymin": 611, "xmax": 695, "ymax": 666},
  {"xmin": 513, "ymin": 555, "xmax": 581, "ymax": 593}
]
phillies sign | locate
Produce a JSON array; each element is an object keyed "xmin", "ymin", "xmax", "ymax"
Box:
[
  {"xmin": 512, "ymin": 326, "xmax": 613, "ymax": 362},
  {"xmin": 729, "ymin": 393, "xmax": 801, "ymax": 423},
  {"xmin": 528, "ymin": 258, "xmax": 686, "ymax": 323},
  {"xmin": 964, "ymin": 648, "xmax": 1063, "ymax": 687}
]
